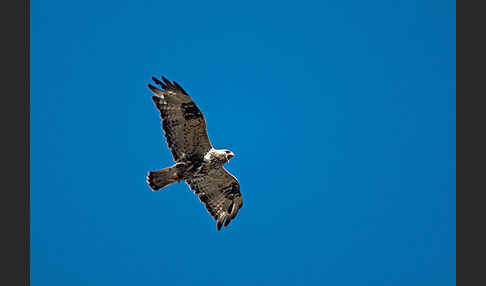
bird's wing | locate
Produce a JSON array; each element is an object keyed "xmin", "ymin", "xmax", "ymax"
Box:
[
  {"xmin": 148, "ymin": 76, "xmax": 212, "ymax": 162},
  {"xmin": 186, "ymin": 168, "xmax": 243, "ymax": 231}
]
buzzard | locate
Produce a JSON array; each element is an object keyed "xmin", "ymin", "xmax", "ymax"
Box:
[{"xmin": 146, "ymin": 75, "xmax": 243, "ymax": 231}]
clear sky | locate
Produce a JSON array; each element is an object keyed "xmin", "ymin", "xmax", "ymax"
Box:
[{"xmin": 31, "ymin": 0, "xmax": 456, "ymax": 285}]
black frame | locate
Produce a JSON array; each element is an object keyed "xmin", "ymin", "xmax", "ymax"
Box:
[
  {"xmin": 1, "ymin": 0, "xmax": 468, "ymax": 285},
  {"xmin": 0, "ymin": 0, "xmax": 29, "ymax": 285}
]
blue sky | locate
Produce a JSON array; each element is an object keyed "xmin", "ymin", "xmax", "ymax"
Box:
[{"xmin": 31, "ymin": 0, "xmax": 456, "ymax": 285}]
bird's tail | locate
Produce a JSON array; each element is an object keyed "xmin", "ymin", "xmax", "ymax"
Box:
[{"xmin": 147, "ymin": 165, "xmax": 182, "ymax": 191}]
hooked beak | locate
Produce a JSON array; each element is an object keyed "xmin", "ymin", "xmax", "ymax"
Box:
[{"xmin": 227, "ymin": 152, "xmax": 235, "ymax": 160}]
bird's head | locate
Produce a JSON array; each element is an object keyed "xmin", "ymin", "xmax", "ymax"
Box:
[
  {"xmin": 222, "ymin": 149, "xmax": 235, "ymax": 162},
  {"xmin": 212, "ymin": 149, "xmax": 235, "ymax": 163}
]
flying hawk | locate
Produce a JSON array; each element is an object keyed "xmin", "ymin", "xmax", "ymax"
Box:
[{"xmin": 146, "ymin": 75, "xmax": 243, "ymax": 231}]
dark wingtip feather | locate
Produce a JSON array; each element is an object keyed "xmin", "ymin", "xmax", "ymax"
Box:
[
  {"xmin": 148, "ymin": 84, "xmax": 160, "ymax": 93},
  {"xmin": 152, "ymin": 76, "xmax": 168, "ymax": 89},
  {"xmin": 217, "ymin": 221, "xmax": 223, "ymax": 231},
  {"xmin": 173, "ymin": 81, "xmax": 188, "ymax": 95},
  {"xmin": 161, "ymin": 76, "xmax": 173, "ymax": 88},
  {"xmin": 224, "ymin": 218, "xmax": 231, "ymax": 227},
  {"xmin": 148, "ymin": 84, "xmax": 166, "ymax": 98}
]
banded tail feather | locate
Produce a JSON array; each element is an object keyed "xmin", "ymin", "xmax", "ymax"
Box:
[{"xmin": 147, "ymin": 165, "xmax": 182, "ymax": 191}]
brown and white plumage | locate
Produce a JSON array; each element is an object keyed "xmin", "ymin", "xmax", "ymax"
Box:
[
  {"xmin": 187, "ymin": 168, "xmax": 243, "ymax": 230},
  {"xmin": 148, "ymin": 77, "xmax": 211, "ymax": 162},
  {"xmin": 147, "ymin": 76, "xmax": 243, "ymax": 231}
]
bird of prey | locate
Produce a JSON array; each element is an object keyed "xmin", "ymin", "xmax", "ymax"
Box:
[{"xmin": 146, "ymin": 75, "xmax": 243, "ymax": 231}]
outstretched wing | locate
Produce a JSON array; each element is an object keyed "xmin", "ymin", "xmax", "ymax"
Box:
[
  {"xmin": 186, "ymin": 168, "xmax": 243, "ymax": 231},
  {"xmin": 148, "ymin": 76, "xmax": 212, "ymax": 162}
]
